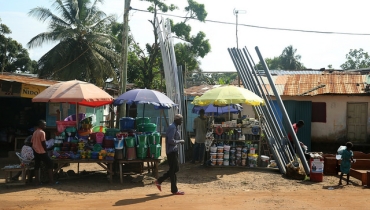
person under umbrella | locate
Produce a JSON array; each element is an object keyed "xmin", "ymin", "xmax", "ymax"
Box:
[{"xmin": 191, "ymin": 109, "xmax": 208, "ymax": 164}]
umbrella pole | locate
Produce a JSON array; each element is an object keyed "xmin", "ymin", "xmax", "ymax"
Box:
[{"xmin": 76, "ymin": 104, "xmax": 79, "ymax": 129}]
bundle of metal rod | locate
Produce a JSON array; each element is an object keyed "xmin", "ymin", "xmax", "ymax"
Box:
[
  {"xmin": 227, "ymin": 47, "xmax": 310, "ymax": 175},
  {"xmin": 156, "ymin": 17, "xmax": 186, "ymax": 163}
]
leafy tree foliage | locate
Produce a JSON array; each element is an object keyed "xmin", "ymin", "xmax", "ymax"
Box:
[
  {"xmin": 0, "ymin": 18, "xmax": 36, "ymax": 73},
  {"xmin": 28, "ymin": 0, "xmax": 120, "ymax": 86},
  {"xmin": 255, "ymin": 45, "xmax": 305, "ymax": 70},
  {"xmin": 340, "ymin": 48, "xmax": 370, "ymax": 70},
  {"xmin": 134, "ymin": 0, "xmax": 211, "ymax": 89}
]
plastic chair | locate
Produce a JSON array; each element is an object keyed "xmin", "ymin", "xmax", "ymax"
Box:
[{"xmin": 16, "ymin": 152, "xmax": 33, "ymax": 165}]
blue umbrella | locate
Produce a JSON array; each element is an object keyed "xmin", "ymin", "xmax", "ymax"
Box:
[
  {"xmin": 113, "ymin": 89, "xmax": 177, "ymax": 117},
  {"xmin": 192, "ymin": 104, "xmax": 242, "ymax": 116}
]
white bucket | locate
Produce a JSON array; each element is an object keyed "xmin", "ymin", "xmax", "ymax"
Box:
[
  {"xmin": 217, "ymin": 159, "xmax": 224, "ymax": 165},
  {"xmin": 261, "ymin": 155, "xmax": 270, "ymax": 161},
  {"xmin": 211, "ymin": 159, "xmax": 216, "ymax": 166},
  {"xmin": 249, "ymin": 147, "xmax": 255, "ymax": 154},
  {"xmin": 217, "ymin": 146, "xmax": 224, "ymax": 153},
  {"xmin": 224, "ymin": 145, "xmax": 231, "ymax": 151},
  {"xmin": 210, "ymin": 153, "xmax": 217, "ymax": 160},
  {"xmin": 224, "ymin": 153, "xmax": 230, "ymax": 159},
  {"xmin": 210, "ymin": 146, "xmax": 217, "ymax": 153},
  {"xmin": 217, "ymin": 153, "xmax": 224, "ymax": 159},
  {"xmin": 223, "ymin": 159, "xmax": 229, "ymax": 166}
]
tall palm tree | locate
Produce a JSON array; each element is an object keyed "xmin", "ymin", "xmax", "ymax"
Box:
[
  {"xmin": 28, "ymin": 0, "xmax": 120, "ymax": 86},
  {"xmin": 280, "ymin": 45, "xmax": 305, "ymax": 70}
]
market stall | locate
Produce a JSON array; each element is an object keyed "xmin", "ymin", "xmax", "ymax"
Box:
[{"xmin": 192, "ymin": 85, "xmax": 266, "ymax": 167}]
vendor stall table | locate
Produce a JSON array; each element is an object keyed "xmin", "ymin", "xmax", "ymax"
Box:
[
  {"xmin": 118, "ymin": 158, "xmax": 162, "ymax": 184},
  {"xmin": 52, "ymin": 159, "xmax": 114, "ymax": 183},
  {"xmin": 2, "ymin": 165, "xmax": 33, "ymax": 186}
]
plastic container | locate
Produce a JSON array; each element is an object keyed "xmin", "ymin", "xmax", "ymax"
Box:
[
  {"xmin": 125, "ymin": 136, "xmax": 136, "ymax": 147},
  {"xmin": 106, "ymin": 128, "xmax": 120, "ymax": 137},
  {"xmin": 211, "ymin": 159, "xmax": 216, "ymax": 166},
  {"xmin": 217, "ymin": 159, "xmax": 224, "ymax": 166},
  {"xmin": 224, "ymin": 145, "xmax": 231, "ymax": 151},
  {"xmin": 120, "ymin": 117, "xmax": 135, "ymax": 131},
  {"xmin": 56, "ymin": 121, "xmax": 77, "ymax": 133},
  {"xmin": 137, "ymin": 134, "xmax": 147, "ymax": 146},
  {"xmin": 95, "ymin": 132, "xmax": 104, "ymax": 144},
  {"xmin": 114, "ymin": 138, "xmax": 124, "ymax": 149},
  {"xmin": 224, "ymin": 153, "xmax": 230, "ymax": 159},
  {"xmin": 137, "ymin": 123, "xmax": 157, "ymax": 132},
  {"xmin": 216, "ymin": 153, "xmax": 224, "ymax": 159},
  {"xmin": 210, "ymin": 153, "xmax": 217, "ymax": 160},
  {"xmin": 249, "ymin": 147, "xmax": 255, "ymax": 154},
  {"xmin": 148, "ymin": 132, "xmax": 161, "ymax": 145},
  {"xmin": 210, "ymin": 146, "xmax": 217, "ymax": 153},
  {"xmin": 223, "ymin": 159, "xmax": 229, "ymax": 166},
  {"xmin": 217, "ymin": 146, "xmax": 224, "ymax": 153},
  {"xmin": 149, "ymin": 144, "xmax": 161, "ymax": 159},
  {"xmin": 136, "ymin": 145, "xmax": 148, "ymax": 159},
  {"xmin": 136, "ymin": 117, "xmax": 150, "ymax": 126},
  {"xmin": 126, "ymin": 147, "xmax": 136, "ymax": 160}
]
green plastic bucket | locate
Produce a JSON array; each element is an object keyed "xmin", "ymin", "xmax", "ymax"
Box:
[
  {"xmin": 147, "ymin": 133, "xmax": 155, "ymax": 145},
  {"xmin": 149, "ymin": 144, "xmax": 161, "ymax": 159},
  {"xmin": 125, "ymin": 136, "xmax": 136, "ymax": 147},
  {"xmin": 105, "ymin": 128, "xmax": 120, "ymax": 137},
  {"xmin": 137, "ymin": 134, "xmax": 147, "ymax": 146},
  {"xmin": 136, "ymin": 145, "xmax": 148, "ymax": 159},
  {"xmin": 152, "ymin": 132, "xmax": 161, "ymax": 144}
]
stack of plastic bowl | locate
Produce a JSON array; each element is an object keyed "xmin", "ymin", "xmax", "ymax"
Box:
[
  {"xmin": 210, "ymin": 145, "xmax": 217, "ymax": 166},
  {"xmin": 223, "ymin": 145, "xmax": 231, "ymax": 166},
  {"xmin": 148, "ymin": 132, "xmax": 161, "ymax": 159}
]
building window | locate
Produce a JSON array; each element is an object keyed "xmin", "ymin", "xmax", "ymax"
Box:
[{"xmin": 312, "ymin": 102, "xmax": 326, "ymax": 122}]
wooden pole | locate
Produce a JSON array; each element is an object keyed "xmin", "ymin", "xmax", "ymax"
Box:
[{"xmin": 117, "ymin": 0, "xmax": 131, "ymax": 127}]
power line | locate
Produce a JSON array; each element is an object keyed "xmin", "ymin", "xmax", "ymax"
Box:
[{"xmin": 130, "ymin": 7, "xmax": 370, "ymax": 36}]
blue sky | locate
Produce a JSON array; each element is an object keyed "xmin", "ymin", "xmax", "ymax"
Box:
[{"xmin": 1, "ymin": 0, "xmax": 370, "ymax": 71}]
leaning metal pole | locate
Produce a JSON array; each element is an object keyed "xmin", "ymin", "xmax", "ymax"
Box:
[{"xmin": 255, "ymin": 46, "xmax": 310, "ymax": 175}]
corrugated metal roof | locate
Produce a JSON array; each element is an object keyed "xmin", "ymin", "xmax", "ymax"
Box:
[
  {"xmin": 185, "ymin": 74, "xmax": 368, "ymax": 97},
  {"xmin": 0, "ymin": 74, "xmax": 59, "ymax": 87}
]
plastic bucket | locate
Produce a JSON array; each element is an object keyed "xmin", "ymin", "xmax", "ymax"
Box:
[
  {"xmin": 210, "ymin": 153, "xmax": 217, "ymax": 160},
  {"xmin": 249, "ymin": 147, "xmax": 255, "ymax": 154},
  {"xmin": 136, "ymin": 117, "xmax": 150, "ymax": 126},
  {"xmin": 223, "ymin": 159, "xmax": 229, "ymax": 166},
  {"xmin": 241, "ymin": 158, "xmax": 246, "ymax": 166},
  {"xmin": 137, "ymin": 123, "xmax": 157, "ymax": 132},
  {"xmin": 224, "ymin": 145, "xmax": 231, "ymax": 151},
  {"xmin": 216, "ymin": 153, "xmax": 224, "ymax": 159},
  {"xmin": 136, "ymin": 145, "xmax": 148, "ymax": 159},
  {"xmin": 149, "ymin": 144, "xmax": 161, "ymax": 159},
  {"xmin": 217, "ymin": 159, "xmax": 224, "ymax": 166},
  {"xmin": 96, "ymin": 132, "xmax": 104, "ymax": 144},
  {"xmin": 210, "ymin": 146, "xmax": 217, "ymax": 153},
  {"xmin": 211, "ymin": 159, "xmax": 216, "ymax": 166},
  {"xmin": 125, "ymin": 136, "xmax": 136, "ymax": 147},
  {"xmin": 217, "ymin": 146, "xmax": 224, "ymax": 153},
  {"xmin": 120, "ymin": 117, "xmax": 135, "ymax": 131},
  {"xmin": 114, "ymin": 138, "xmax": 124, "ymax": 149},
  {"xmin": 147, "ymin": 133, "xmax": 156, "ymax": 145},
  {"xmin": 224, "ymin": 153, "xmax": 230, "ymax": 159},
  {"xmin": 137, "ymin": 134, "xmax": 147, "ymax": 146}
]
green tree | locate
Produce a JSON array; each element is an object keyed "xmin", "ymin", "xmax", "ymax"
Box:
[
  {"xmin": 133, "ymin": 0, "xmax": 211, "ymax": 89},
  {"xmin": 280, "ymin": 45, "xmax": 305, "ymax": 70},
  {"xmin": 0, "ymin": 18, "xmax": 36, "ymax": 73},
  {"xmin": 256, "ymin": 56, "xmax": 282, "ymax": 70},
  {"xmin": 340, "ymin": 48, "xmax": 370, "ymax": 70},
  {"xmin": 28, "ymin": 0, "xmax": 120, "ymax": 86}
]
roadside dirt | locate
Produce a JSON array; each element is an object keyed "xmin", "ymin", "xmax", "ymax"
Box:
[{"xmin": 1, "ymin": 161, "xmax": 369, "ymax": 210}]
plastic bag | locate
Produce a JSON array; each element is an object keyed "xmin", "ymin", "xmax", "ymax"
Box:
[{"xmin": 337, "ymin": 146, "xmax": 347, "ymax": 155}]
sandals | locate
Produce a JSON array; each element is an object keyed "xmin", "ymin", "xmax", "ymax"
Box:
[
  {"xmin": 173, "ymin": 191, "xmax": 185, "ymax": 195},
  {"xmin": 154, "ymin": 180, "xmax": 161, "ymax": 192}
]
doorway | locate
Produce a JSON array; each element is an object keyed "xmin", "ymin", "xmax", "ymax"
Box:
[{"xmin": 347, "ymin": 102, "xmax": 367, "ymax": 142}]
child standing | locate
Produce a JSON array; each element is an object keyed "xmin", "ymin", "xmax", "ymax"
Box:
[{"xmin": 338, "ymin": 142, "xmax": 354, "ymax": 185}]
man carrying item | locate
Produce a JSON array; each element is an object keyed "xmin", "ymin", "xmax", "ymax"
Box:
[
  {"xmin": 31, "ymin": 120, "xmax": 57, "ymax": 185},
  {"xmin": 154, "ymin": 114, "xmax": 185, "ymax": 195},
  {"xmin": 191, "ymin": 109, "xmax": 207, "ymax": 164}
]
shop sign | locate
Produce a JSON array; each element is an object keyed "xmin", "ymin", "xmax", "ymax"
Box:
[{"xmin": 20, "ymin": 84, "xmax": 46, "ymax": 98}]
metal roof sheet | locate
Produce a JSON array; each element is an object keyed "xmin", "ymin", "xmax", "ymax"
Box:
[{"xmin": 0, "ymin": 74, "xmax": 59, "ymax": 87}]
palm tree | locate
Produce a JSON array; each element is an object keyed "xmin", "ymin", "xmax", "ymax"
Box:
[
  {"xmin": 280, "ymin": 45, "xmax": 305, "ymax": 70},
  {"xmin": 28, "ymin": 0, "xmax": 120, "ymax": 86}
]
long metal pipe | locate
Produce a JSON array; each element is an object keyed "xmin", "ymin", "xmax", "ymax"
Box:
[{"xmin": 255, "ymin": 46, "xmax": 310, "ymax": 175}]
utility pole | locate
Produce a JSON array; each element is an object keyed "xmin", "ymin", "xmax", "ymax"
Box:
[
  {"xmin": 233, "ymin": 9, "xmax": 246, "ymax": 87},
  {"xmin": 117, "ymin": 0, "xmax": 131, "ymax": 128}
]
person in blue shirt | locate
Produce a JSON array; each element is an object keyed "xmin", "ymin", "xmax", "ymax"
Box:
[
  {"xmin": 339, "ymin": 142, "xmax": 354, "ymax": 185},
  {"xmin": 155, "ymin": 114, "xmax": 185, "ymax": 195}
]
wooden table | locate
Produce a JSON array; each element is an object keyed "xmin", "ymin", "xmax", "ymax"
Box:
[
  {"xmin": 118, "ymin": 158, "xmax": 162, "ymax": 184},
  {"xmin": 52, "ymin": 159, "xmax": 114, "ymax": 183}
]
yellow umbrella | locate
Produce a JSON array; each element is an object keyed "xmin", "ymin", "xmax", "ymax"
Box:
[{"xmin": 192, "ymin": 85, "xmax": 264, "ymax": 106}]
